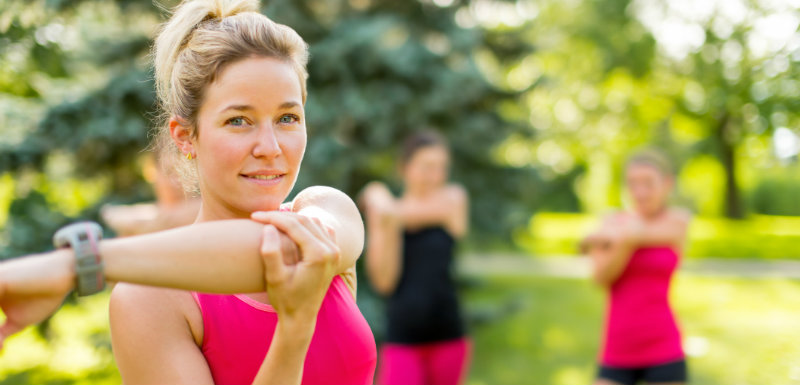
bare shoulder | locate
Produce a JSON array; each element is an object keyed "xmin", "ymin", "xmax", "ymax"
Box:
[
  {"xmin": 110, "ymin": 283, "xmax": 202, "ymax": 345},
  {"xmin": 445, "ymin": 184, "xmax": 467, "ymax": 199},
  {"xmin": 109, "ymin": 283, "xmax": 210, "ymax": 384},
  {"xmin": 440, "ymin": 184, "xmax": 467, "ymax": 207},
  {"xmin": 110, "ymin": 282, "xmax": 196, "ymax": 315}
]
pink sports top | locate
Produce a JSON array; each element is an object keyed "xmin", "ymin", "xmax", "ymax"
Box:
[
  {"xmin": 601, "ymin": 246, "xmax": 684, "ymax": 367},
  {"xmin": 192, "ymin": 275, "xmax": 377, "ymax": 385}
]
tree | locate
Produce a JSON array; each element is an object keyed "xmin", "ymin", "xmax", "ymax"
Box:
[{"xmin": 1, "ymin": 0, "xmax": 536, "ymax": 255}]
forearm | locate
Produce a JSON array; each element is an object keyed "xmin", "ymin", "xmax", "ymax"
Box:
[
  {"xmin": 399, "ymin": 200, "xmax": 450, "ymax": 229},
  {"xmin": 365, "ymin": 216, "xmax": 402, "ymax": 295},
  {"xmin": 252, "ymin": 317, "xmax": 316, "ymax": 385},
  {"xmin": 0, "ymin": 250, "xmax": 74, "ymax": 296},
  {"xmin": 398, "ymin": 187, "xmax": 467, "ymax": 237},
  {"xmin": 632, "ymin": 222, "xmax": 686, "ymax": 248},
  {"xmin": 102, "ymin": 219, "xmax": 266, "ymax": 293},
  {"xmin": 591, "ymin": 243, "xmax": 634, "ymax": 286}
]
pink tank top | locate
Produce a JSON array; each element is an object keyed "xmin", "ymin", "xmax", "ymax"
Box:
[
  {"xmin": 601, "ymin": 247, "xmax": 684, "ymax": 367},
  {"xmin": 192, "ymin": 275, "xmax": 377, "ymax": 385}
]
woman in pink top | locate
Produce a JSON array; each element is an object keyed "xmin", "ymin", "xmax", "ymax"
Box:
[
  {"xmin": 106, "ymin": 0, "xmax": 376, "ymax": 383},
  {"xmin": 583, "ymin": 150, "xmax": 691, "ymax": 385},
  {"xmin": 0, "ymin": 0, "xmax": 376, "ymax": 383}
]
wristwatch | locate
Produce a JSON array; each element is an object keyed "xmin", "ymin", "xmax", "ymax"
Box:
[{"xmin": 53, "ymin": 222, "xmax": 105, "ymax": 296}]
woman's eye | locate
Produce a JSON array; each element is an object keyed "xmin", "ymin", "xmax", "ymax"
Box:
[
  {"xmin": 227, "ymin": 117, "xmax": 247, "ymax": 126},
  {"xmin": 279, "ymin": 114, "xmax": 299, "ymax": 124}
]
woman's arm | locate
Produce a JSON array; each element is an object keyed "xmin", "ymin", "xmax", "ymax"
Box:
[
  {"xmin": 628, "ymin": 208, "xmax": 691, "ymax": 248},
  {"xmin": 583, "ymin": 215, "xmax": 636, "ymax": 287},
  {"xmin": 110, "ymin": 284, "xmax": 215, "ymax": 385},
  {"xmin": 251, "ymin": 218, "xmax": 342, "ymax": 385},
  {"xmin": 0, "ymin": 186, "xmax": 362, "ymax": 345},
  {"xmin": 360, "ymin": 182, "xmax": 403, "ymax": 295},
  {"xmin": 110, "ymin": 212, "xmax": 343, "ymax": 385},
  {"xmin": 271, "ymin": 185, "xmax": 364, "ymax": 275},
  {"xmin": 398, "ymin": 185, "xmax": 468, "ymax": 238},
  {"xmin": 587, "ymin": 237, "xmax": 635, "ymax": 287},
  {"xmin": 0, "ymin": 219, "xmax": 271, "ymax": 348}
]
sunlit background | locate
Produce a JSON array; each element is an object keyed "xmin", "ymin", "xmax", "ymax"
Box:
[{"xmin": 1, "ymin": 0, "xmax": 799, "ymax": 384}]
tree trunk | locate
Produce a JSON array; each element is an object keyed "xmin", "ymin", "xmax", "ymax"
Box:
[{"xmin": 717, "ymin": 114, "xmax": 744, "ymax": 219}]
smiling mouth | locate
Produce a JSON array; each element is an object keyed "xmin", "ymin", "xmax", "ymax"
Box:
[{"xmin": 247, "ymin": 175, "xmax": 282, "ymax": 180}]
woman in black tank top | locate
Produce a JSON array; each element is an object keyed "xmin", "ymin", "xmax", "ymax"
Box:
[{"xmin": 362, "ymin": 131, "xmax": 471, "ymax": 385}]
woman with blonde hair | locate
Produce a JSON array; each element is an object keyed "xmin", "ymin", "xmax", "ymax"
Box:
[{"xmin": 0, "ymin": 0, "xmax": 377, "ymax": 384}]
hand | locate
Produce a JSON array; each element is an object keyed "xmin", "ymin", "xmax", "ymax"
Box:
[
  {"xmin": 254, "ymin": 212, "xmax": 341, "ymax": 321},
  {"xmin": 0, "ymin": 250, "xmax": 74, "ymax": 350},
  {"xmin": 618, "ymin": 215, "xmax": 645, "ymax": 244},
  {"xmin": 360, "ymin": 182, "xmax": 398, "ymax": 223},
  {"xmin": 251, "ymin": 211, "xmax": 303, "ymax": 266}
]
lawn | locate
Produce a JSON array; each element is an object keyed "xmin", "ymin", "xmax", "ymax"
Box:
[
  {"xmin": 465, "ymin": 274, "xmax": 800, "ymax": 385},
  {"xmin": 2, "ymin": 273, "xmax": 799, "ymax": 385}
]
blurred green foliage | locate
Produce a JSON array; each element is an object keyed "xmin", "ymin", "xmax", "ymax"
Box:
[
  {"xmin": 522, "ymin": 212, "xmax": 800, "ymax": 259},
  {"xmin": 1, "ymin": 0, "xmax": 799, "ymax": 259}
]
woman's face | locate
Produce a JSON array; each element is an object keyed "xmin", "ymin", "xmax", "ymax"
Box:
[
  {"xmin": 625, "ymin": 163, "xmax": 672, "ymax": 217},
  {"xmin": 188, "ymin": 56, "xmax": 306, "ymax": 219},
  {"xmin": 402, "ymin": 145, "xmax": 450, "ymax": 194}
]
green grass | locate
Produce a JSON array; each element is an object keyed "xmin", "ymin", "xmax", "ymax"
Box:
[
  {"xmin": 0, "ymin": 294, "xmax": 119, "ymax": 385},
  {"xmin": 465, "ymin": 274, "xmax": 800, "ymax": 385},
  {"xmin": 2, "ymin": 274, "xmax": 800, "ymax": 385}
]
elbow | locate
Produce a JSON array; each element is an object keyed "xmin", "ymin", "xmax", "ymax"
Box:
[
  {"xmin": 365, "ymin": 265, "xmax": 397, "ymax": 295},
  {"xmin": 369, "ymin": 278, "xmax": 395, "ymax": 296},
  {"xmin": 591, "ymin": 270, "xmax": 614, "ymax": 287}
]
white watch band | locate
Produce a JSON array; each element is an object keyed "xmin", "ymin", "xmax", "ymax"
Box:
[{"xmin": 53, "ymin": 222, "xmax": 105, "ymax": 296}]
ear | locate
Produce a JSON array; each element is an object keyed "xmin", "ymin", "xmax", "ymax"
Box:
[{"xmin": 169, "ymin": 116, "xmax": 195, "ymax": 157}]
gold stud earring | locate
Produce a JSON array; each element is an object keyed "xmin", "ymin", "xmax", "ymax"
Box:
[{"xmin": 186, "ymin": 152, "xmax": 193, "ymax": 160}]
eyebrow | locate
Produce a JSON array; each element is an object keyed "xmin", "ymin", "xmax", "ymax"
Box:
[
  {"xmin": 219, "ymin": 101, "xmax": 301, "ymax": 114},
  {"xmin": 278, "ymin": 101, "xmax": 301, "ymax": 110}
]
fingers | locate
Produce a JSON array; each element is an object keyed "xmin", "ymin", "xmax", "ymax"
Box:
[
  {"xmin": 0, "ymin": 321, "xmax": 22, "ymax": 350},
  {"xmin": 278, "ymin": 231, "xmax": 301, "ymax": 265},
  {"xmin": 252, "ymin": 212, "xmax": 339, "ymax": 267},
  {"xmin": 261, "ymin": 225, "xmax": 286, "ymax": 284}
]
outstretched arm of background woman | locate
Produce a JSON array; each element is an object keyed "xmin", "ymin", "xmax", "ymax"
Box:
[
  {"xmin": 361, "ymin": 182, "xmax": 403, "ymax": 295},
  {"xmin": 398, "ymin": 184, "xmax": 468, "ymax": 238},
  {"xmin": 0, "ymin": 185, "xmax": 363, "ymax": 348}
]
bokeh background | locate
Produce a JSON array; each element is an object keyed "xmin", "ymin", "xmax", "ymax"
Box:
[{"xmin": 1, "ymin": 0, "xmax": 799, "ymax": 384}]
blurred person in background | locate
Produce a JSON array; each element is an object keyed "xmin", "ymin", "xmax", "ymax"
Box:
[
  {"xmin": 0, "ymin": 0, "xmax": 378, "ymax": 384},
  {"xmin": 361, "ymin": 131, "xmax": 471, "ymax": 385},
  {"xmin": 582, "ymin": 149, "xmax": 691, "ymax": 385},
  {"xmin": 101, "ymin": 147, "xmax": 200, "ymax": 236}
]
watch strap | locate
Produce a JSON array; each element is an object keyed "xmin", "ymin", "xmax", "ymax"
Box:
[{"xmin": 53, "ymin": 222, "xmax": 105, "ymax": 296}]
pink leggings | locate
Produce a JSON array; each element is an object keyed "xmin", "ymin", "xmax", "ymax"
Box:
[{"xmin": 376, "ymin": 338, "xmax": 472, "ymax": 385}]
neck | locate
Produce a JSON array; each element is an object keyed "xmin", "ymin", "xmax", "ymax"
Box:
[
  {"xmin": 404, "ymin": 185, "xmax": 433, "ymax": 199},
  {"xmin": 637, "ymin": 205, "xmax": 667, "ymax": 221}
]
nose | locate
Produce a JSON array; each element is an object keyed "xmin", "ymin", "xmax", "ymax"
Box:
[{"xmin": 252, "ymin": 123, "xmax": 281, "ymax": 159}]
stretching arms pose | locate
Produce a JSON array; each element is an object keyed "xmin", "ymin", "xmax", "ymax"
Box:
[{"xmin": 0, "ymin": 1, "xmax": 376, "ymax": 384}]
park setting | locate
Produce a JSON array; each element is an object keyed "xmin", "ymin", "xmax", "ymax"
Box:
[{"xmin": 1, "ymin": 0, "xmax": 800, "ymax": 384}]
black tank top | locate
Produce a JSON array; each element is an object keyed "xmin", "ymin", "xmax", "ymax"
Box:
[{"xmin": 385, "ymin": 227, "xmax": 465, "ymax": 344}]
